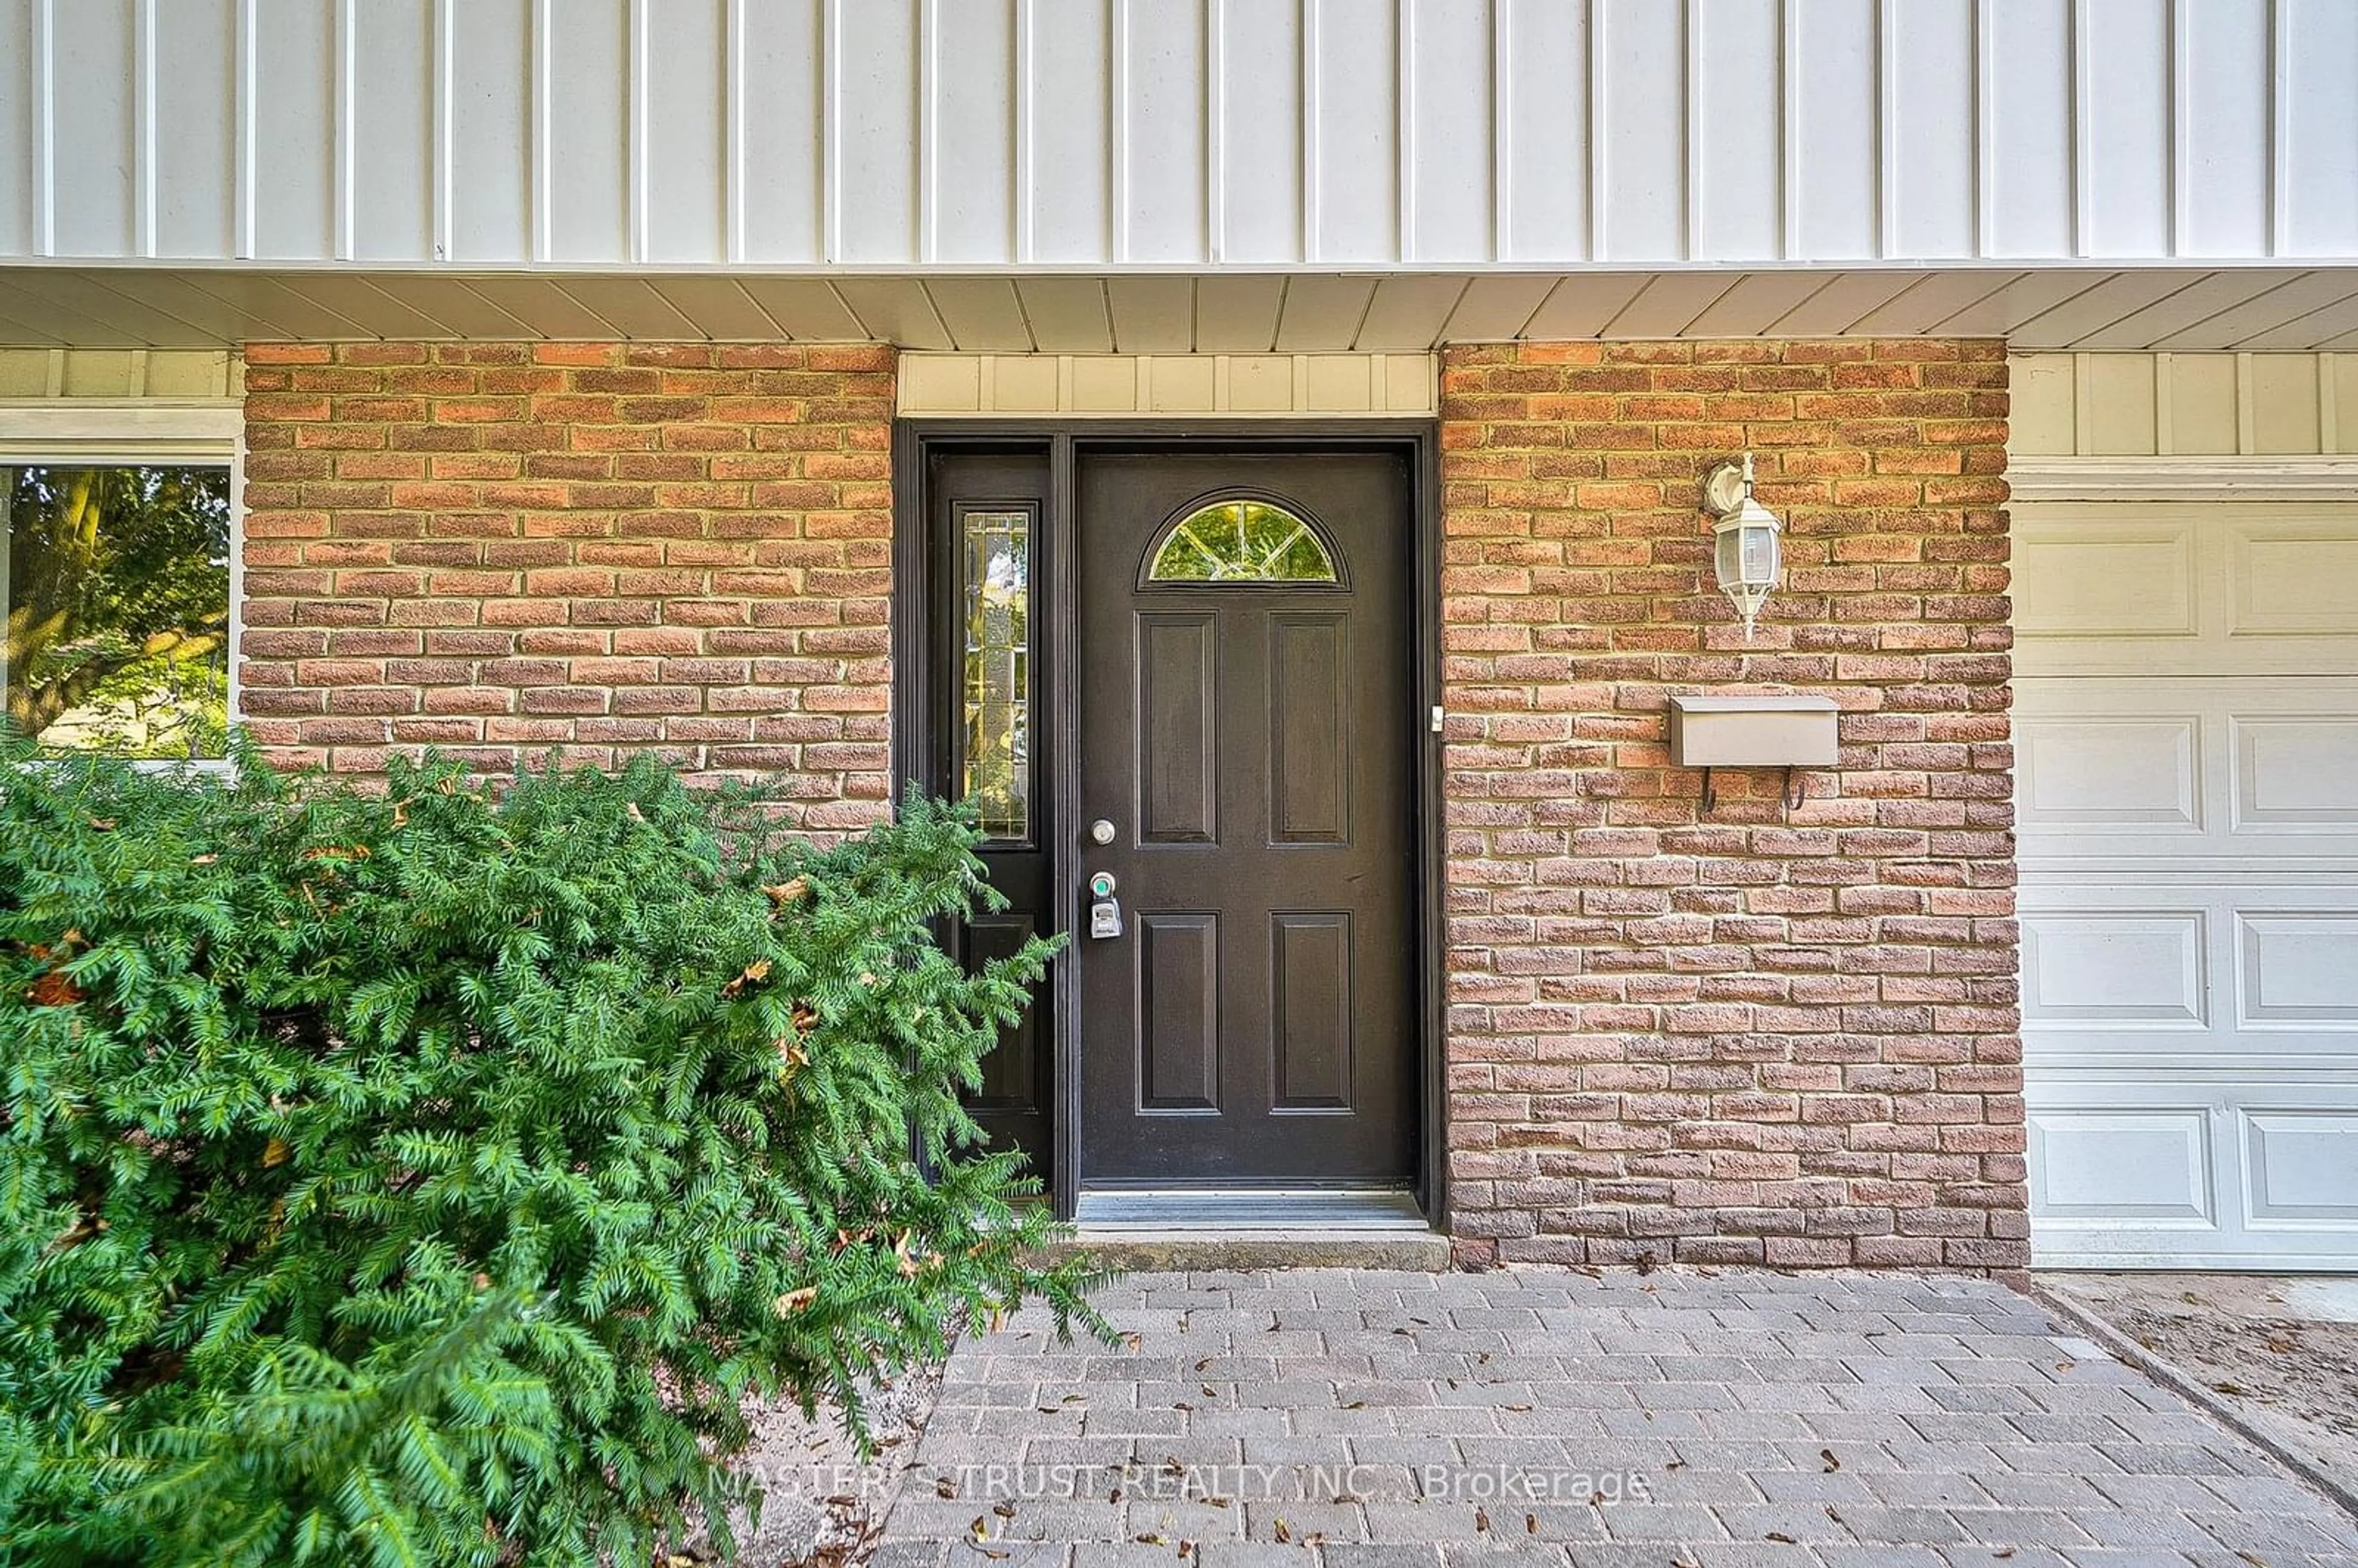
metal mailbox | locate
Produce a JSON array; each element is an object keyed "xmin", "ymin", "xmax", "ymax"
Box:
[{"xmin": 1667, "ymin": 694, "xmax": 1840, "ymax": 769}]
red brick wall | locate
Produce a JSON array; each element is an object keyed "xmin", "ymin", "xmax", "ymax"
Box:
[
  {"xmin": 1439, "ymin": 340, "xmax": 2025, "ymax": 1273},
  {"xmin": 238, "ymin": 341, "xmax": 895, "ymax": 831}
]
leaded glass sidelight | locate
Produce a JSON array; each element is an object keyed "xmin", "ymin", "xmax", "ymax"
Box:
[
  {"xmin": 960, "ymin": 506, "xmax": 1031, "ymax": 840},
  {"xmin": 1145, "ymin": 499, "xmax": 1339, "ymax": 584}
]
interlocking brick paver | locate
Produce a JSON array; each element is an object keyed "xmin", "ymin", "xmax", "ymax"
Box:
[{"xmin": 876, "ymin": 1270, "xmax": 2358, "ymax": 1567}]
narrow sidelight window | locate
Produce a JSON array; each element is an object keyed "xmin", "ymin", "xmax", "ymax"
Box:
[
  {"xmin": 1, "ymin": 465, "xmax": 232, "ymax": 761},
  {"xmin": 958, "ymin": 504, "xmax": 1032, "ymax": 840}
]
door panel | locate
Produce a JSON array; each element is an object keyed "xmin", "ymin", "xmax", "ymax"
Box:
[
  {"xmin": 1136, "ymin": 613, "xmax": 1219, "ymax": 842},
  {"xmin": 1269, "ymin": 614, "xmax": 1350, "ymax": 843},
  {"xmin": 1272, "ymin": 912, "xmax": 1353, "ymax": 1109},
  {"xmin": 1139, "ymin": 913, "xmax": 1221, "ymax": 1110},
  {"xmin": 1078, "ymin": 451, "xmax": 1415, "ymax": 1186}
]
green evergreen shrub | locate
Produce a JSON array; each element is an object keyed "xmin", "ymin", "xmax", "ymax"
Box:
[{"xmin": 0, "ymin": 745, "xmax": 1108, "ymax": 1566}]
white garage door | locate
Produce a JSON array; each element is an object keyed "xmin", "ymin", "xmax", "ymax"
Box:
[{"xmin": 2017, "ymin": 497, "xmax": 2358, "ymax": 1268}]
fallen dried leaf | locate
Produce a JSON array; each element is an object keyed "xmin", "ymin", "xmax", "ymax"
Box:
[
  {"xmin": 722, "ymin": 958, "xmax": 772, "ymax": 998},
  {"xmin": 26, "ymin": 970, "xmax": 82, "ymax": 1007}
]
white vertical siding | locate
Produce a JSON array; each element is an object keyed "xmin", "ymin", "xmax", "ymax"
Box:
[
  {"xmin": 738, "ymin": 0, "xmax": 822, "ymax": 263},
  {"xmin": 253, "ymin": 0, "xmax": 333, "ymax": 259},
  {"xmin": 49, "ymin": 0, "xmax": 135, "ymax": 259},
  {"xmin": 1985, "ymin": 0, "xmax": 2076, "ymax": 260},
  {"xmin": 1789, "ymin": 0, "xmax": 1875, "ymax": 260},
  {"xmin": 1691, "ymin": 0, "xmax": 1775, "ymax": 260},
  {"xmin": 1884, "ymin": 0, "xmax": 1970, "ymax": 259},
  {"xmin": 154, "ymin": 0, "xmax": 236, "ymax": 259},
  {"xmin": 1213, "ymin": 0, "xmax": 1299, "ymax": 263},
  {"xmin": 0, "ymin": 0, "xmax": 2351, "ymax": 270},
  {"xmin": 2282, "ymin": 0, "xmax": 2358, "ymax": 259},
  {"xmin": 2180, "ymin": 0, "xmax": 2272, "ymax": 258},
  {"xmin": 929, "ymin": 0, "xmax": 1014, "ymax": 263},
  {"xmin": 1309, "ymin": 0, "xmax": 1396, "ymax": 262},
  {"xmin": 1404, "ymin": 0, "xmax": 1490, "ymax": 265},
  {"xmin": 1497, "ymin": 0, "xmax": 1589, "ymax": 263},
  {"xmin": 831, "ymin": 0, "xmax": 919, "ymax": 263},
  {"xmin": 448, "ymin": 0, "xmax": 531, "ymax": 263},
  {"xmin": 1595, "ymin": 0, "xmax": 1683, "ymax": 263},
  {"xmin": 2081, "ymin": 0, "xmax": 2169, "ymax": 258},
  {"xmin": 647, "ymin": 0, "xmax": 727, "ymax": 263}
]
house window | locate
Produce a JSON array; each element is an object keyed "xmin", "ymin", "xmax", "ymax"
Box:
[
  {"xmin": 1146, "ymin": 499, "xmax": 1339, "ymax": 584},
  {"xmin": 959, "ymin": 504, "xmax": 1032, "ymax": 840},
  {"xmin": 1, "ymin": 464, "xmax": 233, "ymax": 761}
]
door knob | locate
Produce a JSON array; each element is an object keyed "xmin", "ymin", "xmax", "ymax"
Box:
[{"xmin": 1089, "ymin": 818, "xmax": 1117, "ymax": 845}]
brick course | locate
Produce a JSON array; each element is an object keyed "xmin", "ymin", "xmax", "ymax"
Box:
[
  {"xmin": 1438, "ymin": 340, "xmax": 2025, "ymax": 1273},
  {"xmin": 238, "ymin": 341, "xmax": 894, "ymax": 831}
]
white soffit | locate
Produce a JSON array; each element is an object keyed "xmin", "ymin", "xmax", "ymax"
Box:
[
  {"xmin": 897, "ymin": 353, "xmax": 1436, "ymax": 418},
  {"xmin": 2, "ymin": 269, "xmax": 2358, "ymax": 353}
]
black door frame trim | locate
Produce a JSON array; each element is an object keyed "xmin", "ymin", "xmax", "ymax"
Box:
[{"xmin": 891, "ymin": 418, "xmax": 1445, "ymax": 1228}]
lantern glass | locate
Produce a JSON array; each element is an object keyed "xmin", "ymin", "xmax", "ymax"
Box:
[
  {"xmin": 1714, "ymin": 502, "xmax": 1781, "ymax": 589},
  {"xmin": 1713, "ymin": 497, "xmax": 1782, "ymax": 635}
]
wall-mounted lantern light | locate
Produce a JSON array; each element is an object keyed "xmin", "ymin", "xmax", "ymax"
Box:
[{"xmin": 1700, "ymin": 452, "xmax": 1783, "ymax": 639}]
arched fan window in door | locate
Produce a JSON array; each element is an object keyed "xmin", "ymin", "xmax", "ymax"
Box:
[{"xmin": 1144, "ymin": 497, "xmax": 1340, "ymax": 584}]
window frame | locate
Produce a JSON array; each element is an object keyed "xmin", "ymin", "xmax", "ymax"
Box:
[
  {"xmin": 0, "ymin": 400, "xmax": 245, "ymax": 772},
  {"xmin": 1135, "ymin": 487, "xmax": 1351, "ymax": 592}
]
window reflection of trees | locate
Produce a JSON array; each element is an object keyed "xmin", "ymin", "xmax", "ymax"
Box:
[{"xmin": 2, "ymin": 466, "xmax": 232, "ymax": 759}]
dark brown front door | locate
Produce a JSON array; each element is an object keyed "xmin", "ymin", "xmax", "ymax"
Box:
[{"xmin": 1077, "ymin": 451, "xmax": 1415, "ymax": 1186}]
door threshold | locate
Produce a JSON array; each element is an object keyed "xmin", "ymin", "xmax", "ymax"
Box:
[{"xmin": 1074, "ymin": 1187, "xmax": 1427, "ymax": 1232}]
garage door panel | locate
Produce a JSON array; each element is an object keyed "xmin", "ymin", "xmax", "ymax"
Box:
[
  {"xmin": 2021, "ymin": 882, "xmax": 2358, "ymax": 1065},
  {"xmin": 2028, "ymin": 1108, "xmax": 2216, "ymax": 1225},
  {"xmin": 2018, "ymin": 715, "xmax": 2201, "ymax": 831},
  {"xmin": 2028, "ymin": 1079, "xmax": 2358, "ymax": 1266},
  {"xmin": 2231, "ymin": 522, "xmax": 2358, "ymax": 637},
  {"xmin": 2013, "ymin": 518, "xmax": 2198, "ymax": 639},
  {"xmin": 2022, "ymin": 910, "xmax": 2208, "ymax": 1029},
  {"xmin": 2243, "ymin": 1109, "xmax": 2358, "ymax": 1227},
  {"xmin": 2232, "ymin": 715, "xmax": 2358, "ymax": 828},
  {"xmin": 2237, "ymin": 913, "xmax": 2358, "ymax": 1029},
  {"xmin": 2016, "ymin": 501, "xmax": 2358, "ymax": 676},
  {"xmin": 2018, "ymin": 677, "xmax": 2358, "ymax": 861}
]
